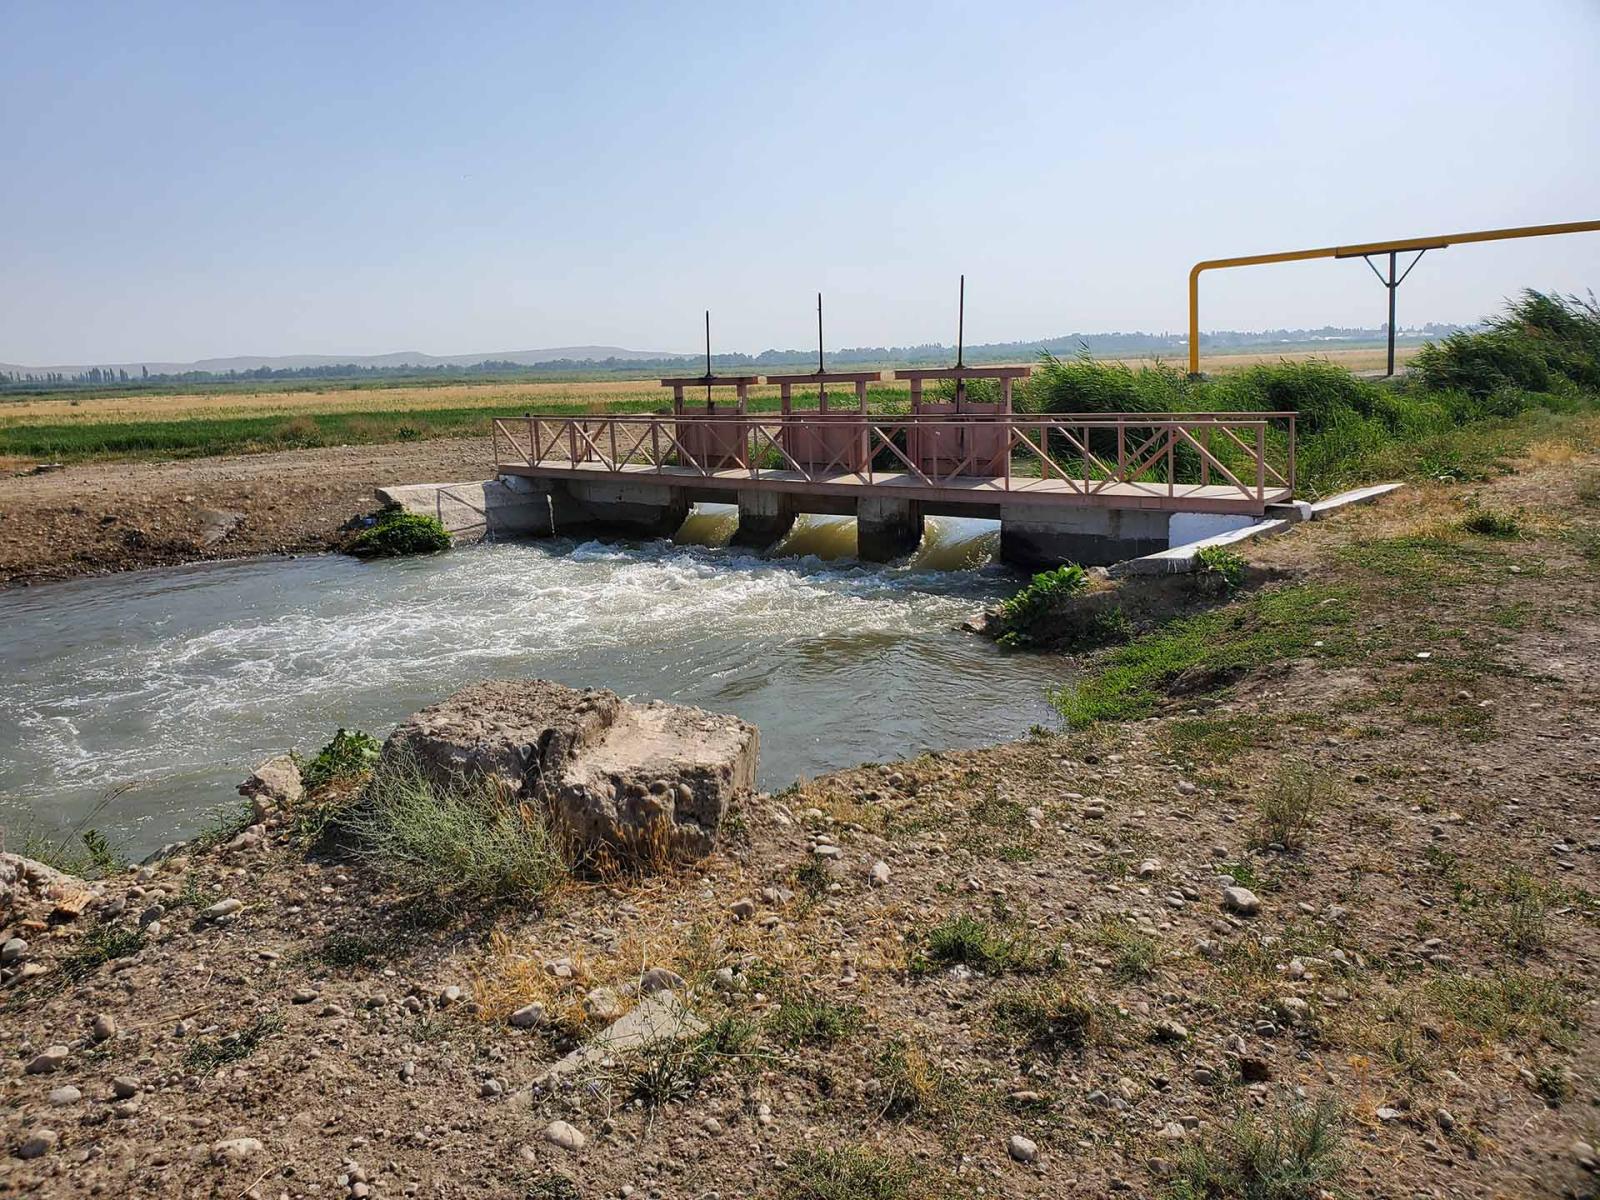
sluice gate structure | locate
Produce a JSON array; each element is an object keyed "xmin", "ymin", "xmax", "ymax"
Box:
[{"xmin": 487, "ymin": 375, "xmax": 1298, "ymax": 566}]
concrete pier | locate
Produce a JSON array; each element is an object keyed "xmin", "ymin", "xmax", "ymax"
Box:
[
  {"xmin": 857, "ymin": 497, "xmax": 924, "ymax": 562},
  {"xmin": 732, "ymin": 490, "xmax": 798, "ymax": 549}
]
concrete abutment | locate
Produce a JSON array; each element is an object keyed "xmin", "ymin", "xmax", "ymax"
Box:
[{"xmin": 998, "ymin": 505, "xmax": 1172, "ymax": 569}]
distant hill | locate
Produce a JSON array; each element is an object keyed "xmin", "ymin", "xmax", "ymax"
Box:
[
  {"xmin": 0, "ymin": 346, "xmax": 678, "ymax": 377},
  {"xmin": 0, "ymin": 324, "xmax": 1470, "ymax": 391}
]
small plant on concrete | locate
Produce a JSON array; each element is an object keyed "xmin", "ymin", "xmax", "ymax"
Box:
[
  {"xmin": 1254, "ymin": 761, "xmax": 1337, "ymax": 851},
  {"xmin": 1196, "ymin": 544, "xmax": 1247, "ymax": 591},
  {"xmin": 347, "ymin": 505, "xmax": 451, "ymax": 558},
  {"xmin": 1165, "ymin": 1098, "xmax": 1343, "ymax": 1200}
]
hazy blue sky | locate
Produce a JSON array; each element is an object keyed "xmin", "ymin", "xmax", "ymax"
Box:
[{"xmin": 3, "ymin": 0, "xmax": 1597, "ymax": 365}]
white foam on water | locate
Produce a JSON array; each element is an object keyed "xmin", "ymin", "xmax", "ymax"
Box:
[{"xmin": 0, "ymin": 539, "xmax": 1063, "ymax": 853}]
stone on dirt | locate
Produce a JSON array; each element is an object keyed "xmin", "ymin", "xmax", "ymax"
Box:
[
  {"xmin": 544, "ymin": 1120, "xmax": 586, "ymax": 1151},
  {"xmin": 238, "ymin": 754, "xmax": 303, "ymax": 808},
  {"xmin": 26, "ymin": 1046, "xmax": 69, "ymax": 1074},
  {"xmin": 1007, "ymin": 1134, "xmax": 1039, "ymax": 1164},
  {"xmin": 382, "ymin": 680, "xmax": 758, "ymax": 859},
  {"xmin": 210, "ymin": 1137, "xmax": 264, "ymax": 1164},
  {"xmin": 18, "ymin": 1128, "xmax": 59, "ymax": 1160},
  {"xmin": 1222, "ymin": 885, "xmax": 1260, "ymax": 916}
]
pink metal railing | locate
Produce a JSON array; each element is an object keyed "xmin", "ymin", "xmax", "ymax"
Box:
[{"xmin": 491, "ymin": 411, "xmax": 1296, "ymax": 502}]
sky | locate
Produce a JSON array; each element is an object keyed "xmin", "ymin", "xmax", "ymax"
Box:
[{"xmin": 2, "ymin": 0, "xmax": 1598, "ymax": 367}]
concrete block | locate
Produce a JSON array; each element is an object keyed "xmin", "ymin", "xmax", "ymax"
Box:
[
  {"xmin": 732, "ymin": 490, "xmax": 798, "ymax": 549},
  {"xmin": 856, "ymin": 497, "xmax": 924, "ymax": 562}
]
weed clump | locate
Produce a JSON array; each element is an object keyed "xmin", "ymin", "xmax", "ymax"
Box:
[
  {"xmin": 628, "ymin": 1016, "xmax": 759, "ymax": 1108},
  {"xmin": 1253, "ymin": 761, "xmax": 1337, "ymax": 851},
  {"xmin": 993, "ymin": 978, "xmax": 1104, "ymax": 1054},
  {"xmin": 347, "ymin": 505, "xmax": 451, "ymax": 558},
  {"xmin": 299, "ymin": 728, "xmax": 381, "ymax": 793},
  {"xmin": 1089, "ymin": 918, "xmax": 1162, "ymax": 981},
  {"xmin": 874, "ymin": 1038, "xmax": 957, "ymax": 1119},
  {"xmin": 1196, "ymin": 545, "xmax": 1247, "ymax": 592},
  {"xmin": 1460, "ymin": 506, "xmax": 1525, "ymax": 538},
  {"xmin": 184, "ymin": 1012, "xmax": 283, "ymax": 1076},
  {"xmin": 1165, "ymin": 1099, "xmax": 1343, "ymax": 1200},
  {"xmin": 782, "ymin": 1146, "xmax": 919, "ymax": 1200},
  {"xmin": 58, "ymin": 921, "xmax": 146, "ymax": 983},
  {"xmin": 914, "ymin": 913, "xmax": 1050, "ymax": 975},
  {"xmin": 342, "ymin": 753, "xmax": 568, "ymax": 907},
  {"xmin": 768, "ymin": 985, "xmax": 861, "ymax": 1046}
]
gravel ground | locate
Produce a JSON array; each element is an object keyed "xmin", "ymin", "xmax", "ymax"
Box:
[{"xmin": 1, "ymin": 448, "xmax": 1597, "ymax": 1199}]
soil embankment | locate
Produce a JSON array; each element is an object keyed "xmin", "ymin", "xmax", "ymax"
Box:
[
  {"xmin": 3, "ymin": 445, "xmax": 1598, "ymax": 1198},
  {"xmin": 0, "ymin": 437, "xmax": 489, "ymax": 587}
]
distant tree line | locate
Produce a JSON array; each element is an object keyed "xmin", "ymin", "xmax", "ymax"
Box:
[{"xmin": 0, "ymin": 323, "xmax": 1469, "ymax": 394}]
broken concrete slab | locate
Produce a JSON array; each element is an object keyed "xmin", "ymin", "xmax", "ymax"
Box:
[
  {"xmin": 382, "ymin": 680, "xmax": 758, "ymax": 860},
  {"xmin": 526, "ymin": 992, "xmax": 709, "ymax": 1089}
]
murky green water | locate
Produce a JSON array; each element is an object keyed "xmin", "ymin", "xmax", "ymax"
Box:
[{"xmin": 0, "ymin": 512, "xmax": 1066, "ymax": 856}]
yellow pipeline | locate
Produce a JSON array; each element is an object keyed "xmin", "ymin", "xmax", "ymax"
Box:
[{"xmin": 1187, "ymin": 219, "xmax": 1600, "ymax": 376}]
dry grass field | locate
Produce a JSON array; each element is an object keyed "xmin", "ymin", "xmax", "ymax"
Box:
[{"xmin": 0, "ymin": 346, "xmax": 1420, "ymax": 429}]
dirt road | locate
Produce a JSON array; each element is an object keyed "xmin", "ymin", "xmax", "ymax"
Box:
[{"xmin": 0, "ymin": 436, "xmax": 490, "ymax": 588}]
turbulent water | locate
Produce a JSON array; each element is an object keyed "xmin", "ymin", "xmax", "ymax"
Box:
[{"xmin": 0, "ymin": 509, "xmax": 1066, "ymax": 856}]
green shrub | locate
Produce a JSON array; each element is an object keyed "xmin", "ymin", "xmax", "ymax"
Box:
[
  {"xmin": 299, "ymin": 728, "xmax": 381, "ymax": 793},
  {"xmin": 1412, "ymin": 290, "xmax": 1600, "ymax": 399},
  {"xmin": 995, "ymin": 563, "xmax": 1091, "ymax": 647},
  {"xmin": 343, "ymin": 752, "xmax": 568, "ymax": 905},
  {"xmin": 348, "ymin": 506, "xmax": 451, "ymax": 558},
  {"xmin": 1196, "ymin": 545, "xmax": 1246, "ymax": 591}
]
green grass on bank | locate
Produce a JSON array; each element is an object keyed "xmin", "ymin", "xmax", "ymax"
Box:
[
  {"xmin": 1021, "ymin": 290, "xmax": 1600, "ymax": 496},
  {"xmin": 1051, "ymin": 583, "xmax": 1357, "ymax": 727}
]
